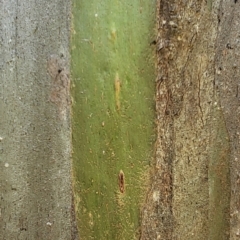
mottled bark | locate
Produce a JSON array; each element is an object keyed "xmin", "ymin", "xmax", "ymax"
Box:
[
  {"xmin": 141, "ymin": 0, "xmax": 232, "ymax": 239},
  {"xmin": 1, "ymin": 0, "xmax": 240, "ymax": 239}
]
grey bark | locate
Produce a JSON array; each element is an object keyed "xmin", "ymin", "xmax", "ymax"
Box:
[
  {"xmin": 216, "ymin": 1, "xmax": 240, "ymax": 239},
  {"xmin": 0, "ymin": 1, "xmax": 78, "ymax": 239}
]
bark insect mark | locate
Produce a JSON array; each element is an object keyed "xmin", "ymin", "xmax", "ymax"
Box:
[
  {"xmin": 226, "ymin": 43, "xmax": 233, "ymax": 49},
  {"xmin": 165, "ymin": 89, "xmax": 171, "ymax": 116},
  {"xmin": 118, "ymin": 170, "xmax": 125, "ymax": 193},
  {"xmin": 114, "ymin": 73, "xmax": 121, "ymax": 111},
  {"xmin": 150, "ymin": 40, "xmax": 157, "ymax": 45}
]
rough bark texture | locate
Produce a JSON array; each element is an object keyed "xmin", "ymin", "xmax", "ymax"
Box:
[
  {"xmin": 0, "ymin": 1, "xmax": 78, "ymax": 239},
  {"xmin": 215, "ymin": 1, "xmax": 240, "ymax": 239},
  {"xmin": 140, "ymin": 0, "xmax": 232, "ymax": 239}
]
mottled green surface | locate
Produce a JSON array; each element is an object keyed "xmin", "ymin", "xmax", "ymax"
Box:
[{"xmin": 71, "ymin": 1, "xmax": 156, "ymax": 239}]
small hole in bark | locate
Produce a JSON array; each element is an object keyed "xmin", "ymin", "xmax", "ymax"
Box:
[
  {"xmin": 165, "ymin": 110, "xmax": 170, "ymax": 115},
  {"xmin": 150, "ymin": 40, "xmax": 157, "ymax": 45},
  {"xmin": 58, "ymin": 69, "xmax": 62, "ymax": 73},
  {"xmin": 235, "ymin": 0, "xmax": 238, "ymax": 3},
  {"xmin": 226, "ymin": 43, "xmax": 233, "ymax": 49}
]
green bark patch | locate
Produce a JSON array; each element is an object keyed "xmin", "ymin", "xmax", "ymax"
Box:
[{"xmin": 71, "ymin": 1, "xmax": 156, "ymax": 239}]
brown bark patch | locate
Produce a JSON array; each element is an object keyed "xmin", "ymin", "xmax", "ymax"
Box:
[{"xmin": 118, "ymin": 170, "xmax": 125, "ymax": 193}]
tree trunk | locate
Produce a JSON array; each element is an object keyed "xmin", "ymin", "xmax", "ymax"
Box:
[
  {"xmin": 1, "ymin": 0, "xmax": 240, "ymax": 239},
  {"xmin": 140, "ymin": 1, "xmax": 240, "ymax": 239},
  {"xmin": 141, "ymin": 1, "xmax": 230, "ymax": 239},
  {"xmin": 0, "ymin": 1, "xmax": 78, "ymax": 239},
  {"xmin": 71, "ymin": 0, "xmax": 156, "ymax": 239}
]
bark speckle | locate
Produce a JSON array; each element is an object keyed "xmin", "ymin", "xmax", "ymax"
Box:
[{"xmin": 48, "ymin": 54, "xmax": 70, "ymax": 119}]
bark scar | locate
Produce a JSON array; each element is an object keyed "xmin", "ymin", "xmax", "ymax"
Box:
[{"xmin": 118, "ymin": 170, "xmax": 125, "ymax": 193}]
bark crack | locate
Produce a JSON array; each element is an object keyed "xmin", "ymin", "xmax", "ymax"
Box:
[{"xmin": 198, "ymin": 57, "xmax": 204, "ymax": 126}]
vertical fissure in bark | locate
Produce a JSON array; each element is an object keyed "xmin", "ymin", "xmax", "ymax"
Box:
[{"xmin": 140, "ymin": 1, "xmax": 181, "ymax": 239}]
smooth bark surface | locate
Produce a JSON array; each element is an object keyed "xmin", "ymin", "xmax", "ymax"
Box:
[
  {"xmin": 71, "ymin": 0, "xmax": 156, "ymax": 239},
  {"xmin": 0, "ymin": 1, "xmax": 78, "ymax": 239}
]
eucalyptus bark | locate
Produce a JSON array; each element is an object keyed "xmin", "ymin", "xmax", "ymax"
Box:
[
  {"xmin": 141, "ymin": 1, "xmax": 239, "ymax": 239},
  {"xmin": 71, "ymin": 0, "xmax": 156, "ymax": 239},
  {"xmin": 1, "ymin": 0, "xmax": 240, "ymax": 240},
  {"xmin": 215, "ymin": 1, "xmax": 240, "ymax": 239},
  {"xmin": 0, "ymin": 1, "xmax": 78, "ymax": 239}
]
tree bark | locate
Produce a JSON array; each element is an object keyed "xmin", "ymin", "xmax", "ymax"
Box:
[
  {"xmin": 0, "ymin": 1, "xmax": 78, "ymax": 239},
  {"xmin": 215, "ymin": 1, "xmax": 240, "ymax": 239},
  {"xmin": 141, "ymin": 1, "xmax": 240, "ymax": 239},
  {"xmin": 1, "ymin": 0, "xmax": 240, "ymax": 239},
  {"xmin": 71, "ymin": 0, "xmax": 156, "ymax": 239}
]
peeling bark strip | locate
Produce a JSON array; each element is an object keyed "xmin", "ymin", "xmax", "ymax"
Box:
[
  {"xmin": 140, "ymin": 1, "xmax": 178, "ymax": 238},
  {"xmin": 140, "ymin": 0, "xmax": 229, "ymax": 239}
]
